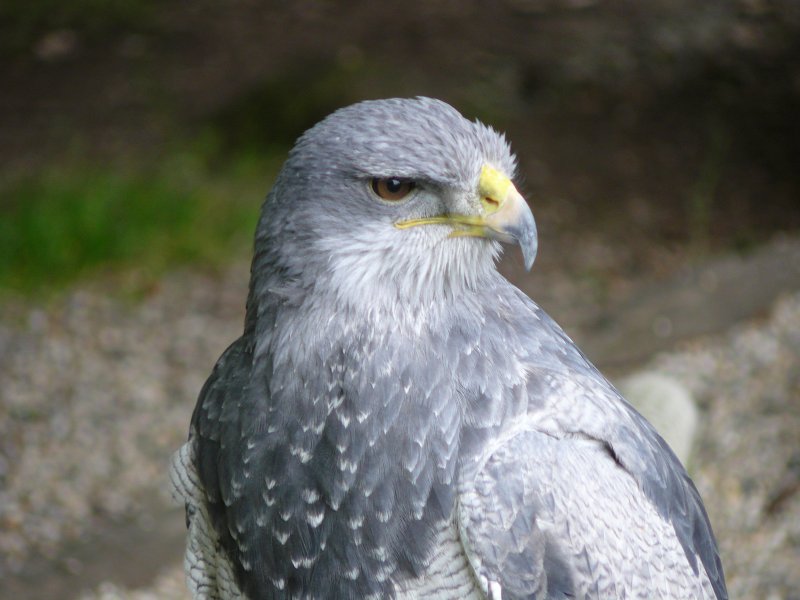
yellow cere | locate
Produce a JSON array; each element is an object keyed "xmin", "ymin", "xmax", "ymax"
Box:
[{"xmin": 478, "ymin": 165, "xmax": 513, "ymax": 213}]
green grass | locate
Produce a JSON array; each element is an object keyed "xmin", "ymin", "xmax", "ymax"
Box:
[{"xmin": 0, "ymin": 152, "xmax": 277, "ymax": 295}]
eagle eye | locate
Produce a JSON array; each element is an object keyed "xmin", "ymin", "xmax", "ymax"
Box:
[{"xmin": 371, "ymin": 178, "xmax": 415, "ymax": 201}]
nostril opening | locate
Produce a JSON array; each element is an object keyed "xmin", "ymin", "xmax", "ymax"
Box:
[{"xmin": 483, "ymin": 196, "xmax": 499, "ymax": 208}]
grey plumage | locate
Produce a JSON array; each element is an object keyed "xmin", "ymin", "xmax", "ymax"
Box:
[{"xmin": 170, "ymin": 97, "xmax": 726, "ymax": 599}]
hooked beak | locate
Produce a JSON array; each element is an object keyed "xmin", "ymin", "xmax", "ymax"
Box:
[{"xmin": 395, "ymin": 165, "xmax": 538, "ymax": 270}]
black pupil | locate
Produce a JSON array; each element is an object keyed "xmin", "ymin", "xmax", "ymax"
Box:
[{"xmin": 386, "ymin": 178, "xmax": 403, "ymax": 193}]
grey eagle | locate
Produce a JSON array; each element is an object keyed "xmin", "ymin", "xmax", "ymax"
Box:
[{"xmin": 170, "ymin": 97, "xmax": 726, "ymax": 599}]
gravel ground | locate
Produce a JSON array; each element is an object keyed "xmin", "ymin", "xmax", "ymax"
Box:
[
  {"xmin": 1, "ymin": 256, "xmax": 798, "ymax": 599},
  {"xmin": 0, "ymin": 265, "xmax": 249, "ymax": 575},
  {"xmin": 651, "ymin": 292, "xmax": 800, "ymax": 599}
]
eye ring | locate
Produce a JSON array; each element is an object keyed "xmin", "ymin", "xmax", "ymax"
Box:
[{"xmin": 370, "ymin": 177, "xmax": 415, "ymax": 202}]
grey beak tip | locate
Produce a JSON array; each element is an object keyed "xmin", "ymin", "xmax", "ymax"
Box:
[
  {"xmin": 521, "ymin": 235, "xmax": 538, "ymax": 271},
  {"xmin": 518, "ymin": 215, "xmax": 538, "ymax": 271}
]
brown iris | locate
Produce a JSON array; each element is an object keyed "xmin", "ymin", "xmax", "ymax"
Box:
[{"xmin": 371, "ymin": 177, "xmax": 415, "ymax": 201}]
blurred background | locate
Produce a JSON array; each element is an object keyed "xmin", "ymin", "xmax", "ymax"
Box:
[{"xmin": 0, "ymin": 1, "xmax": 798, "ymax": 598}]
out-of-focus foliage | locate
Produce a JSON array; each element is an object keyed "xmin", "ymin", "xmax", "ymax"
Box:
[
  {"xmin": 2, "ymin": 0, "xmax": 798, "ymax": 297},
  {"xmin": 208, "ymin": 62, "xmax": 362, "ymax": 155},
  {"xmin": 0, "ymin": 151, "xmax": 274, "ymax": 294}
]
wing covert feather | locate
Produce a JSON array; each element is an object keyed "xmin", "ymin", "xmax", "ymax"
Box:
[{"xmin": 458, "ymin": 427, "xmax": 718, "ymax": 599}]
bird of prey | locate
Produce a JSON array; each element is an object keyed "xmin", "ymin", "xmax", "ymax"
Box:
[{"xmin": 170, "ymin": 97, "xmax": 726, "ymax": 599}]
